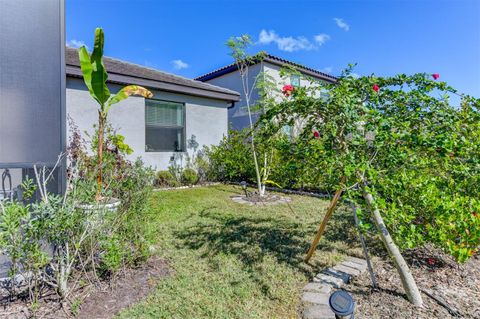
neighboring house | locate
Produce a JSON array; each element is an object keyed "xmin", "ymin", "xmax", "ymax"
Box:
[
  {"xmin": 65, "ymin": 47, "xmax": 240, "ymax": 170},
  {"xmin": 195, "ymin": 54, "xmax": 337, "ymax": 133}
]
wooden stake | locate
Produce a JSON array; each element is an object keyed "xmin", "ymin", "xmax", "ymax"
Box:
[{"xmin": 304, "ymin": 177, "xmax": 345, "ymax": 263}]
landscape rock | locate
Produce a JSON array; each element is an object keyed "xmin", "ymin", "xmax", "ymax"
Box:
[
  {"xmin": 302, "ymin": 291, "xmax": 330, "ymax": 304},
  {"xmin": 322, "ymin": 268, "xmax": 351, "ymax": 284},
  {"xmin": 332, "ymin": 264, "xmax": 361, "ymax": 276},
  {"xmin": 303, "ymin": 282, "xmax": 332, "ymax": 294},
  {"xmin": 313, "ymin": 273, "xmax": 345, "ymax": 288},
  {"xmin": 341, "ymin": 260, "xmax": 367, "ymax": 272},
  {"xmin": 303, "ymin": 304, "xmax": 335, "ymax": 319}
]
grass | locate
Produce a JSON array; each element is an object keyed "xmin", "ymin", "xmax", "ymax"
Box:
[{"xmin": 117, "ymin": 185, "xmax": 362, "ymax": 319}]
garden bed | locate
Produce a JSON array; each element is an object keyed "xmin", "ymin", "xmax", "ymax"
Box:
[
  {"xmin": 345, "ymin": 251, "xmax": 480, "ymax": 319},
  {"xmin": 0, "ymin": 257, "xmax": 171, "ymax": 319},
  {"xmin": 349, "ymin": 247, "xmax": 480, "ymax": 318}
]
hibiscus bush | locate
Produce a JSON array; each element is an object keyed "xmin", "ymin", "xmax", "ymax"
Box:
[{"xmin": 258, "ymin": 66, "xmax": 480, "ymax": 263}]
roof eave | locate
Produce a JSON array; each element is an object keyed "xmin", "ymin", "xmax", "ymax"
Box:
[
  {"xmin": 195, "ymin": 57, "xmax": 338, "ymax": 83},
  {"xmin": 66, "ymin": 65, "xmax": 240, "ymax": 102},
  {"xmin": 263, "ymin": 57, "xmax": 337, "ymax": 83}
]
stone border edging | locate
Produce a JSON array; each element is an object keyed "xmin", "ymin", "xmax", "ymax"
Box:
[
  {"xmin": 230, "ymin": 194, "xmax": 292, "ymax": 206},
  {"xmin": 302, "ymin": 256, "xmax": 368, "ymax": 319},
  {"xmin": 153, "ymin": 182, "xmax": 220, "ymax": 191}
]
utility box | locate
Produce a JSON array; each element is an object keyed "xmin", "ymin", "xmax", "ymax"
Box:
[{"xmin": 0, "ymin": 0, "xmax": 66, "ymax": 197}]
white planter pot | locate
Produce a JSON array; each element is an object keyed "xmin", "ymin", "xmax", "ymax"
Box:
[{"xmin": 75, "ymin": 198, "xmax": 121, "ymax": 213}]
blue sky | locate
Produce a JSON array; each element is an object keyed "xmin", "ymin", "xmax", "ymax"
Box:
[{"xmin": 67, "ymin": 0, "xmax": 479, "ymax": 97}]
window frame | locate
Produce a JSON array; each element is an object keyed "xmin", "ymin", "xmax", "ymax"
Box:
[
  {"xmin": 145, "ymin": 98, "xmax": 186, "ymax": 153},
  {"xmin": 290, "ymin": 74, "xmax": 301, "ymax": 87}
]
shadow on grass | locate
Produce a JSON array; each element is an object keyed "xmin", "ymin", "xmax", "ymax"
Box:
[{"xmin": 174, "ymin": 206, "xmax": 359, "ymax": 280}]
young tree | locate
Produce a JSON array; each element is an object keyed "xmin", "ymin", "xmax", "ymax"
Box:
[{"xmin": 226, "ymin": 35, "xmax": 271, "ymax": 196}]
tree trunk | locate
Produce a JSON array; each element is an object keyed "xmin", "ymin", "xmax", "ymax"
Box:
[
  {"xmin": 251, "ymin": 140, "xmax": 263, "ymax": 196},
  {"xmin": 96, "ymin": 111, "xmax": 104, "ymax": 202},
  {"xmin": 363, "ymin": 188, "xmax": 423, "ymax": 307}
]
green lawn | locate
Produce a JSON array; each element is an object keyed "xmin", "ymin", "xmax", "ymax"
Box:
[{"xmin": 117, "ymin": 185, "xmax": 362, "ymax": 319}]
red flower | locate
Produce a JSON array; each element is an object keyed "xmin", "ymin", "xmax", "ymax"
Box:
[
  {"xmin": 312, "ymin": 129, "xmax": 320, "ymax": 139},
  {"xmin": 372, "ymin": 84, "xmax": 380, "ymax": 93},
  {"xmin": 427, "ymin": 258, "xmax": 436, "ymax": 266},
  {"xmin": 432, "ymin": 73, "xmax": 440, "ymax": 80},
  {"xmin": 282, "ymin": 84, "xmax": 294, "ymax": 97}
]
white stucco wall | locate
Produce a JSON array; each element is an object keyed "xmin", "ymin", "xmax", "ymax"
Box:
[
  {"xmin": 204, "ymin": 63, "xmax": 262, "ymax": 131},
  {"xmin": 204, "ymin": 62, "xmax": 323, "ymax": 131},
  {"xmin": 66, "ymin": 78, "xmax": 229, "ymax": 170}
]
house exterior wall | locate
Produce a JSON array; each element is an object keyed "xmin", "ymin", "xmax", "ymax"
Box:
[
  {"xmin": 203, "ymin": 63, "xmax": 262, "ymax": 131},
  {"xmin": 202, "ymin": 62, "xmax": 322, "ymax": 132},
  {"xmin": 66, "ymin": 78, "xmax": 229, "ymax": 171},
  {"xmin": 263, "ymin": 62, "xmax": 320, "ymax": 95}
]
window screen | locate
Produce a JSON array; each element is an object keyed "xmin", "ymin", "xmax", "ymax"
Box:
[
  {"xmin": 290, "ymin": 75, "xmax": 301, "ymax": 87},
  {"xmin": 145, "ymin": 99, "xmax": 185, "ymax": 152}
]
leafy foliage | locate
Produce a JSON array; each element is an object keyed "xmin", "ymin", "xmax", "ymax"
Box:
[
  {"xmin": 78, "ymin": 28, "xmax": 152, "ymax": 201},
  {"xmin": 205, "ymin": 130, "xmax": 256, "ymax": 183},
  {"xmin": 259, "ymin": 66, "xmax": 480, "ymax": 262},
  {"xmin": 181, "ymin": 168, "xmax": 199, "ymax": 186},
  {"xmin": 155, "ymin": 170, "xmax": 177, "ymax": 187}
]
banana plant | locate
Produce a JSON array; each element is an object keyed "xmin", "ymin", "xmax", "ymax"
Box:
[{"xmin": 78, "ymin": 28, "xmax": 153, "ymax": 202}]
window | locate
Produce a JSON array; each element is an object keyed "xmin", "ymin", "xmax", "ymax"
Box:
[
  {"xmin": 290, "ymin": 74, "xmax": 301, "ymax": 87},
  {"xmin": 281, "ymin": 125, "xmax": 292, "ymax": 137},
  {"xmin": 145, "ymin": 99, "xmax": 185, "ymax": 152}
]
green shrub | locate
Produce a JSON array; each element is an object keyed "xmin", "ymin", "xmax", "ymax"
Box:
[
  {"xmin": 156, "ymin": 170, "xmax": 175, "ymax": 187},
  {"xmin": 194, "ymin": 148, "xmax": 211, "ymax": 183},
  {"xmin": 69, "ymin": 122, "xmax": 156, "ymax": 276},
  {"xmin": 181, "ymin": 168, "xmax": 198, "ymax": 185},
  {"xmin": 97, "ymin": 158, "xmax": 155, "ymax": 273},
  {"xmin": 205, "ymin": 129, "xmax": 255, "ymax": 183}
]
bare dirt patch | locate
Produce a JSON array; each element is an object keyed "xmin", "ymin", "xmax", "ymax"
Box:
[
  {"xmin": 76, "ymin": 257, "xmax": 170, "ymax": 319},
  {"xmin": 348, "ymin": 248, "xmax": 480, "ymax": 318},
  {"xmin": 0, "ymin": 257, "xmax": 170, "ymax": 319}
]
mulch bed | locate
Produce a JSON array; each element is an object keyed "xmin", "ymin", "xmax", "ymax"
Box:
[
  {"xmin": 348, "ymin": 247, "xmax": 480, "ymax": 318},
  {"xmin": 0, "ymin": 257, "xmax": 170, "ymax": 319}
]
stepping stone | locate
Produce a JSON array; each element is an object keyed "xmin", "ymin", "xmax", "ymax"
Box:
[
  {"xmin": 303, "ymin": 304, "xmax": 335, "ymax": 319},
  {"xmin": 332, "ymin": 264, "xmax": 361, "ymax": 276},
  {"xmin": 322, "ymin": 268, "xmax": 351, "ymax": 284},
  {"xmin": 313, "ymin": 274, "xmax": 344, "ymax": 288},
  {"xmin": 302, "ymin": 291, "xmax": 330, "ymax": 305},
  {"xmin": 346, "ymin": 256, "xmax": 367, "ymax": 267},
  {"xmin": 341, "ymin": 260, "xmax": 367, "ymax": 272},
  {"xmin": 303, "ymin": 282, "xmax": 332, "ymax": 294}
]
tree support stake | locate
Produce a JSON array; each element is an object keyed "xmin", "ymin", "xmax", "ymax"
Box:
[{"xmin": 304, "ymin": 177, "xmax": 345, "ymax": 263}]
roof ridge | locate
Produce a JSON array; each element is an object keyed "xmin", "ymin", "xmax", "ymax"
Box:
[
  {"xmin": 65, "ymin": 47, "xmax": 240, "ymax": 96},
  {"xmin": 102, "ymin": 54, "xmax": 239, "ymax": 93},
  {"xmin": 194, "ymin": 53, "xmax": 337, "ymax": 82},
  {"xmin": 265, "ymin": 54, "xmax": 338, "ymax": 80}
]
